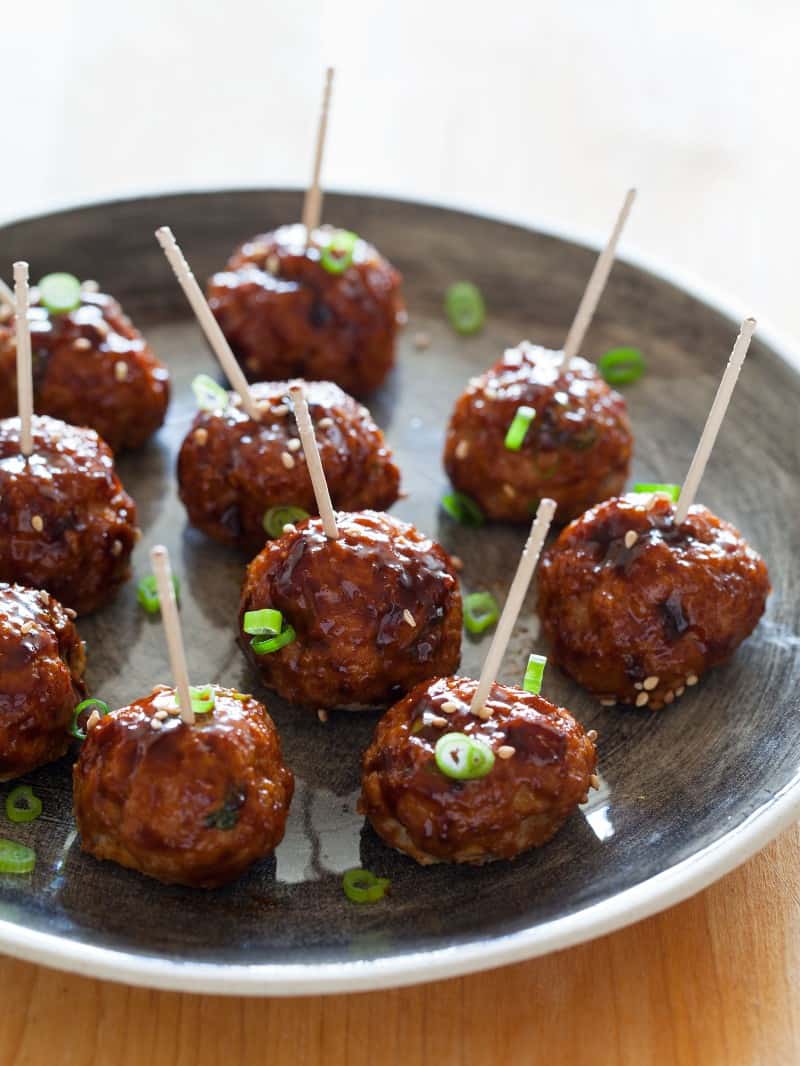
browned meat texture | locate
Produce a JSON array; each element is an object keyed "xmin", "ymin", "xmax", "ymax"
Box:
[
  {"xmin": 537, "ymin": 494, "xmax": 771, "ymax": 709},
  {"xmin": 177, "ymin": 379, "xmax": 401, "ymax": 552},
  {"xmin": 0, "ymin": 582, "xmax": 86, "ymax": 780},
  {"xmin": 239, "ymin": 511, "xmax": 462, "ymax": 710},
  {"xmin": 0, "ymin": 416, "xmax": 138, "ymax": 614},
  {"xmin": 443, "ymin": 343, "xmax": 633, "ymax": 523},
  {"xmin": 207, "ymin": 224, "xmax": 404, "ymax": 396},
  {"xmin": 360, "ymin": 675, "xmax": 597, "ymax": 865},
  {"xmin": 73, "ymin": 685, "xmax": 294, "ymax": 888},
  {"xmin": 0, "ymin": 290, "xmax": 169, "ymax": 452}
]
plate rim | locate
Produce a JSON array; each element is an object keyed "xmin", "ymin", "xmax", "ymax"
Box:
[{"xmin": 0, "ymin": 186, "xmax": 797, "ymax": 996}]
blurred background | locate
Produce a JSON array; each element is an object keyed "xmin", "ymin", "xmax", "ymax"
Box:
[{"xmin": 1, "ymin": 0, "xmax": 798, "ymax": 352}]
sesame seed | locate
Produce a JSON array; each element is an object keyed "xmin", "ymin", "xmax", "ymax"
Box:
[
  {"xmin": 246, "ymin": 358, "xmax": 260, "ymax": 374},
  {"xmin": 634, "ymin": 682, "xmax": 643, "ymax": 691},
  {"xmin": 643, "ymin": 675, "xmax": 659, "ymax": 691},
  {"xmin": 403, "ymin": 609, "xmax": 416, "ymax": 627},
  {"xmin": 114, "ymin": 360, "xmax": 129, "ymax": 382},
  {"xmin": 272, "ymin": 404, "xmax": 289, "ymax": 417},
  {"xmin": 282, "ymin": 523, "xmax": 297, "ymax": 534},
  {"xmin": 154, "ymin": 709, "xmax": 168, "ymax": 721},
  {"xmin": 455, "ymin": 440, "xmax": 469, "ymax": 460},
  {"xmin": 414, "ymin": 332, "xmax": 431, "ymax": 350},
  {"xmin": 65, "ymin": 608, "xmax": 77, "ymax": 619},
  {"xmin": 167, "ymin": 705, "xmax": 181, "ymax": 716},
  {"xmin": 430, "ymin": 715, "xmax": 447, "ymax": 728},
  {"xmin": 110, "ymin": 540, "xmax": 123, "ymax": 557},
  {"xmin": 287, "ymin": 438, "xmax": 301, "ymax": 452},
  {"xmin": 675, "ymin": 686, "xmax": 685, "ymax": 697},
  {"xmin": 87, "ymin": 709, "xmax": 101, "ymax": 731},
  {"xmin": 502, "ymin": 483, "xmax": 516, "ymax": 498},
  {"xmin": 624, "ymin": 530, "xmax": 638, "ymax": 549},
  {"xmin": 475, "ymin": 706, "xmax": 493, "ymax": 721},
  {"xmin": 590, "ymin": 773, "xmax": 600, "ymax": 789},
  {"xmin": 81, "ymin": 279, "xmax": 99, "ymax": 293},
  {"xmin": 73, "ymin": 337, "xmax": 91, "ymax": 351},
  {"xmin": 93, "ymin": 320, "xmax": 109, "ymax": 337},
  {"xmin": 20, "ymin": 621, "xmax": 34, "ymax": 635},
  {"xmin": 664, "ymin": 691, "xmax": 675, "ymax": 704},
  {"xmin": 31, "ymin": 515, "xmax": 43, "ymax": 532},
  {"xmin": 441, "ymin": 701, "xmax": 458, "ymax": 714},
  {"xmin": 193, "ymin": 427, "xmax": 208, "ymax": 445},
  {"xmin": 450, "ymin": 555, "xmax": 464, "ymax": 572},
  {"xmin": 266, "ymin": 254, "xmax": 280, "ymax": 275},
  {"xmin": 485, "ymin": 388, "xmax": 498, "ymax": 400},
  {"xmin": 150, "ymin": 719, "xmax": 163, "ymax": 731},
  {"xmin": 497, "ymin": 745, "xmax": 515, "ymax": 760},
  {"xmin": 635, "ymin": 691, "xmax": 650, "ymax": 707},
  {"xmin": 317, "ymin": 709, "xmax": 329, "ymax": 723},
  {"xmin": 587, "ymin": 729, "xmax": 598, "ymax": 741},
  {"xmin": 281, "ymin": 451, "xmax": 295, "ymax": 469},
  {"xmin": 686, "ymin": 674, "xmax": 699, "ymax": 686},
  {"xmin": 318, "ymin": 417, "xmax": 333, "ymax": 428},
  {"xmin": 600, "ymin": 698, "xmax": 616, "ymax": 707}
]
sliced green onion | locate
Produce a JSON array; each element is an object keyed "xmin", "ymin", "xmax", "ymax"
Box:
[
  {"xmin": 598, "ymin": 347, "xmax": 645, "ymax": 386},
  {"xmin": 251, "ymin": 625, "xmax": 296, "ymax": 655},
  {"xmin": 137, "ymin": 574, "xmax": 180, "ymax": 615},
  {"xmin": 70, "ymin": 698, "xmax": 110, "ymax": 741},
  {"xmin": 523, "ymin": 653, "xmax": 547, "ymax": 695},
  {"xmin": 0, "ymin": 839, "xmax": 35, "ymax": 875},
  {"xmin": 632, "ymin": 482, "xmax": 680, "ymax": 503},
  {"xmin": 434, "ymin": 732, "xmax": 495, "ymax": 780},
  {"xmin": 463, "ymin": 592, "xmax": 499, "ymax": 635},
  {"xmin": 263, "ymin": 505, "xmax": 310, "ymax": 539},
  {"xmin": 444, "ymin": 281, "xmax": 485, "ymax": 335},
  {"xmin": 504, "ymin": 405, "xmax": 536, "ymax": 451},
  {"xmin": 192, "ymin": 373, "xmax": 229, "ymax": 411},
  {"xmin": 441, "ymin": 491, "xmax": 484, "ymax": 528},
  {"xmin": 5, "ymin": 786, "xmax": 42, "ymax": 824},
  {"xmin": 38, "ymin": 272, "xmax": 81, "ymax": 315},
  {"xmin": 243, "ymin": 608, "xmax": 283, "ymax": 637},
  {"xmin": 176, "ymin": 686, "xmax": 216, "ymax": 715},
  {"xmin": 342, "ymin": 867, "xmax": 391, "ymax": 904},
  {"xmin": 320, "ymin": 230, "xmax": 358, "ymax": 274}
]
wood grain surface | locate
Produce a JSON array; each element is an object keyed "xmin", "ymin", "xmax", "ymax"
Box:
[{"xmin": 1, "ymin": 824, "xmax": 797, "ymax": 1066}]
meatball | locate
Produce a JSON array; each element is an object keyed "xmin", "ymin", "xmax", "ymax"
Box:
[
  {"xmin": 537, "ymin": 493, "xmax": 770, "ymax": 709},
  {"xmin": 207, "ymin": 224, "xmax": 404, "ymax": 396},
  {"xmin": 0, "ymin": 582, "xmax": 86, "ymax": 780},
  {"xmin": 0, "ymin": 288, "xmax": 169, "ymax": 452},
  {"xmin": 0, "ymin": 415, "xmax": 138, "ymax": 614},
  {"xmin": 178, "ymin": 379, "xmax": 401, "ymax": 553},
  {"xmin": 239, "ymin": 511, "xmax": 462, "ymax": 710},
  {"xmin": 443, "ymin": 342, "xmax": 633, "ymax": 523},
  {"xmin": 360, "ymin": 675, "xmax": 597, "ymax": 865},
  {"xmin": 73, "ymin": 684, "xmax": 294, "ymax": 888}
]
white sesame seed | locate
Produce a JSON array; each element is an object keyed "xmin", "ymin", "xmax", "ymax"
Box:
[
  {"xmin": 475, "ymin": 707, "xmax": 493, "ymax": 721},
  {"xmin": 414, "ymin": 332, "xmax": 431, "ymax": 350},
  {"xmin": 287, "ymin": 438, "xmax": 301, "ymax": 452},
  {"xmin": 81, "ymin": 279, "xmax": 99, "ymax": 293},
  {"xmin": 87, "ymin": 709, "xmax": 101, "ymax": 731},
  {"xmin": 643, "ymin": 675, "xmax": 659, "ymax": 691},
  {"xmin": 20, "ymin": 621, "xmax": 34, "ymax": 635},
  {"xmin": 634, "ymin": 682, "xmax": 643, "ymax": 691},
  {"xmin": 150, "ymin": 718, "xmax": 163, "ymax": 731},
  {"xmin": 600, "ymin": 698, "xmax": 616, "ymax": 707},
  {"xmin": 686, "ymin": 674, "xmax": 699, "ymax": 686},
  {"xmin": 402, "ymin": 609, "xmax": 416, "ymax": 627},
  {"xmin": 485, "ymin": 388, "xmax": 498, "ymax": 400},
  {"xmin": 272, "ymin": 404, "xmax": 289, "ymax": 417},
  {"xmin": 31, "ymin": 515, "xmax": 43, "ymax": 532},
  {"xmin": 455, "ymin": 440, "xmax": 469, "ymax": 460},
  {"xmin": 430, "ymin": 715, "xmax": 447, "ymax": 728},
  {"xmin": 154, "ymin": 709, "xmax": 168, "ymax": 721},
  {"xmin": 114, "ymin": 360, "xmax": 129, "ymax": 382},
  {"xmin": 635, "ymin": 691, "xmax": 650, "ymax": 707},
  {"xmin": 93, "ymin": 320, "xmax": 109, "ymax": 338},
  {"xmin": 167, "ymin": 705, "xmax": 181, "ymax": 716},
  {"xmin": 317, "ymin": 708, "xmax": 329, "ymax": 723},
  {"xmin": 664, "ymin": 691, "xmax": 675, "ymax": 704},
  {"xmin": 281, "ymin": 451, "xmax": 295, "ymax": 469},
  {"xmin": 73, "ymin": 337, "xmax": 91, "ymax": 351},
  {"xmin": 497, "ymin": 745, "xmax": 515, "ymax": 760},
  {"xmin": 110, "ymin": 539, "xmax": 123, "ymax": 557},
  {"xmin": 587, "ymin": 729, "xmax": 598, "ymax": 742},
  {"xmin": 282, "ymin": 523, "xmax": 297, "ymax": 534},
  {"xmin": 450, "ymin": 555, "xmax": 464, "ymax": 572},
  {"xmin": 675, "ymin": 686, "xmax": 685, "ymax": 697},
  {"xmin": 502, "ymin": 483, "xmax": 516, "ymax": 498},
  {"xmin": 318, "ymin": 417, "xmax": 333, "ymax": 429},
  {"xmin": 193, "ymin": 427, "xmax": 209, "ymax": 445},
  {"xmin": 441, "ymin": 701, "xmax": 458, "ymax": 714},
  {"xmin": 624, "ymin": 530, "xmax": 638, "ymax": 549},
  {"xmin": 266, "ymin": 254, "xmax": 280, "ymax": 275},
  {"xmin": 590, "ymin": 773, "xmax": 600, "ymax": 789}
]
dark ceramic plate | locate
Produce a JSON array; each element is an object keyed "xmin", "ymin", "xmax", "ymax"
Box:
[{"xmin": 0, "ymin": 191, "xmax": 798, "ymax": 995}]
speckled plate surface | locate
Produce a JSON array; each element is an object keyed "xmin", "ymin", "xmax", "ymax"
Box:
[{"xmin": 0, "ymin": 190, "xmax": 798, "ymax": 996}]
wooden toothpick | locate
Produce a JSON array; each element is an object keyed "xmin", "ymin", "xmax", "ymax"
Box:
[
  {"xmin": 301, "ymin": 66, "xmax": 335, "ymax": 242},
  {"xmin": 674, "ymin": 318, "xmax": 756, "ymax": 524},
  {"xmin": 155, "ymin": 226, "xmax": 261, "ymax": 421},
  {"xmin": 0, "ymin": 277, "xmax": 14, "ymax": 308},
  {"xmin": 13, "ymin": 262, "xmax": 33, "ymax": 457},
  {"xmin": 560, "ymin": 188, "xmax": 637, "ymax": 370},
  {"xmin": 150, "ymin": 546, "xmax": 194, "ymax": 725},
  {"xmin": 470, "ymin": 498, "xmax": 557, "ymax": 717},
  {"xmin": 288, "ymin": 384, "xmax": 339, "ymax": 539}
]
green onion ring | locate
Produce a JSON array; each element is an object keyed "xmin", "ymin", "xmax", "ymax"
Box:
[
  {"xmin": 444, "ymin": 281, "xmax": 485, "ymax": 335},
  {"xmin": 434, "ymin": 732, "xmax": 495, "ymax": 780},
  {"xmin": 176, "ymin": 686, "xmax": 216, "ymax": 715},
  {"xmin": 463, "ymin": 591, "xmax": 500, "ymax": 635},
  {"xmin": 342, "ymin": 868, "xmax": 391, "ymax": 903},
  {"xmin": 441, "ymin": 491, "xmax": 484, "ymax": 528},
  {"xmin": 504, "ymin": 405, "xmax": 536, "ymax": 451},
  {"xmin": 191, "ymin": 373, "xmax": 229, "ymax": 411},
  {"xmin": 0, "ymin": 839, "xmax": 35, "ymax": 875},
  {"xmin": 70, "ymin": 698, "xmax": 110, "ymax": 741},
  {"xmin": 243, "ymin": 608, "xmax": 283, "ymax": 637},
  {"xmin": 5, "ymin": 786, "xmax": 42, "ymax": 824},
  {"xmin": 320, "ymin": 230, "xmax": 358, "ymax": 274},
  {"xmin": 251, "ymin": 625, "xmax": 296, "ymax": 655},
  {"xmin": 598, "ymin": 347, "xmax": 645, "ymax": 386},
  {"xmin": 632, "ymin": 482, "xmax": 680, "ymax": 503},
  {"xmin": 137, "ymin": 574, "xmax": 180, "ymax": 615},
  {"xmin": 262, "ymin": 505, "xmax": 309, "ymax": 539},
  {"xmin": 523, "ymin": 653, "xmax": 547, "ymax": 695},
  {"xmin": 38, "ymin": 272, "xmax": 82, "ymax": 315}
]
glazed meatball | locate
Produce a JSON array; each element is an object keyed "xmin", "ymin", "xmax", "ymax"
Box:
[
  {"xmin": 0, "ymin": 415, "xmax": 138, "ymax": 615},
  {"xmin": 73, "ymin": 685, "xmax": 294, "ymax": 888},
  {"xmin": 0, "ymin": 288, "xmax": 169, "ymax": 452},
  {"xmin": 360, "ymin": 675, "xmax": 597, "ymax": 865},
  {"xmin": 178, "ymin": 379, "xmax": 401, "ymax": 553},
  {"xmin": 239, "ymin": 511, "xmax": 462, "ymax": 710},
  {"xmin": 0, "ymin": 582, "xmax": 86, "ymax": 780},
  {"xmin": 207, "ymin": 224, "xmax": 404, "ymax": 396},
  {"xmin": 537, "ymin": 493, "xmax": 770, "ymax": 709},
  {"xmin": 443, "ymin": 342, "xmax": 633, "ymax": 523}
]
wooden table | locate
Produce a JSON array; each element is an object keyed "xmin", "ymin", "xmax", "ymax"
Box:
[{"xmin": 2, "ymin": 824, "xmax": 797, "ymax": 1066}]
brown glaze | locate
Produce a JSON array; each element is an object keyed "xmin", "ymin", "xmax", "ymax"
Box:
[
  {"xmin": 239, "ymin": 511, "xmax": 462, "ymax": 710},
  {"xmin": 177, "ymin": 379, "xmax": 401, "ymax": 553},
  {"xmin": 360, "ymin": 675, "xmax": 597, "ymax": 865},
  {"xmin": 207, "ymin": 224, "xmax": 404, "ymax": 396},
  {"xmin": 443, "ymin": 343, "xmax": 633, "ymax": 523},
  {"xmin": 0, "ymin": 582, "xmax": 86, "ymax": 780},
  {"xmin": 537, "ymin": 493, "xmax": 771, "ymax": 709},
  {"xmin": 0, "ymin": 290, "xmax": 169, "ymax": 452},
  {"xmin": 0, "ymin": 415, "xmax": 138, "ymax": 615},
  {"xmin": 73, "ymin": 685, "xmax": 294, "ymax": 888}
]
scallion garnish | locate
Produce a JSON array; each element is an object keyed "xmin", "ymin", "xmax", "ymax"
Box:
[
  {"xmin": 463, "ymin": 592, "xmax": 499, "ymax": 635},
  {"xmin": 0, "ymin": 839, "xmax": 35, "ymax": 875},
  {"xmin": 444, "ymin": 281, "xmax": 485, "ymax": 335},
  {"xmin": 504, "ymin": 405, "xmax": 536, "ymax": 451},
  {"xmin": 177, "ymin": 686, "xmax": 216, "ymax": 715},
  {"xmin": 523, "ymin": 653, "xmax": 547, "ymax": 695},
  {"xmin": 632, "ymin": 482, "xmax": 680, "ymax": 502},
  {"xmin": 70, "ymin": 698, "xmax": 110, "ymax": 741},
  {"xmin": 598, "ymin": 347, "xmax": 645, "ymax": 386},
  {"xmin": 441, "ymin": 491, "xmax": 484, "ymax": 528},
  {"xmin": 251, "ymin": 625, "xmax": 296, "ymax": 655},
  {"xmin": 342, "ymin": 868, "xmax": 391, "ymax": 904},
  {"xmin": 262, "ymin": 505, "xmax": 310, "ymax": 539},
  {"xmin": 243, "ymin": 608, "xmax": 283, "ymax": 637},
  {"xmin": 137, "ymin": 574, "xmax": 180, "ymax": 615},
  {"xmin": 320, "ymin": 230, "xmax": 358, "ymax": 274},
  {"xmin": 38, "ymin": 273, "xmax": 82, "ymax": 315},
  {"xmin": 5, "ymin": 786, "xmax": 42, "ymax": 824},
  {"xmin": 191, "ymin": 373, "xmax": 229, "ymax": 411},
  {"xmin": 434, "ymin": 732, "xmax": 495, "ymax": 780}
]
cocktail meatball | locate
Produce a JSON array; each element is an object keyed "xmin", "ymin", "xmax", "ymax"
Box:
[
  {"xmin": 239, "ymin": 511, "xmax": 462, "ymax": 710},
  {"xmin": 537, "ymin": 493, "xmax": 770, "ymax": 709},
  {"xmin": 443, "ymin": 342, "xmax": 633, "ymax": 523},
  {"xmin": 360, "ymin": 675, "xmax": 597, "ymax": 865},
  {"xmin": 0, "ymin": 582, "xmax": 86, "ymax": 780},
  {"xmin": 0, "ymin": 288, "xmax": 169, "ymax": 452},
  {"xmin": 0, "ymin": 415, "xmax": 138, "ymax": 614},
  {"xmin": 177, "ymin": 379, "xmax": 401, "ymax": 553},
  {"xmin": 207, "ymin": 224, "xmax": 404, "ymax": 396},
  {"xmin": 73, "ymin": 685, "xmax": 294, "ymax": 888}
]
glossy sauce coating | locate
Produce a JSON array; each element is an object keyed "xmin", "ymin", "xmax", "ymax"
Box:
[
  {"xmin": 0, "ymin": 415, "xmax": 138, "ymax": 614},
  {"xmin": 0, "ymin": 290, "xmax": 169, "ymax": 452},
  {"xmin": 207, "ymin": 224, "xmax": 404, "ymax": 396},
  {"xmin": 443, "ymin": 343, "xmax": 633, "ymax": 523},
  {"xmin": 0, "ymin": 582, "xmax": 86, "ymax": 780},
  {"xmin": 537, "ymin": 494, "xmax": 771, "ymax": 708},
  {"xmin": 73, "ymin": 685, "xmax": 294, "ymax": 888},
  {"xmin": 360, "ymin": 675, "xmax": 597, "ymax": 864},
  {"xmin": 239, "ymin": 511, "xmax": 462, "ymax": 710},
  {"xmin": 177, "ymin": 379, "xmax": 401, "ymax": 553}
]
